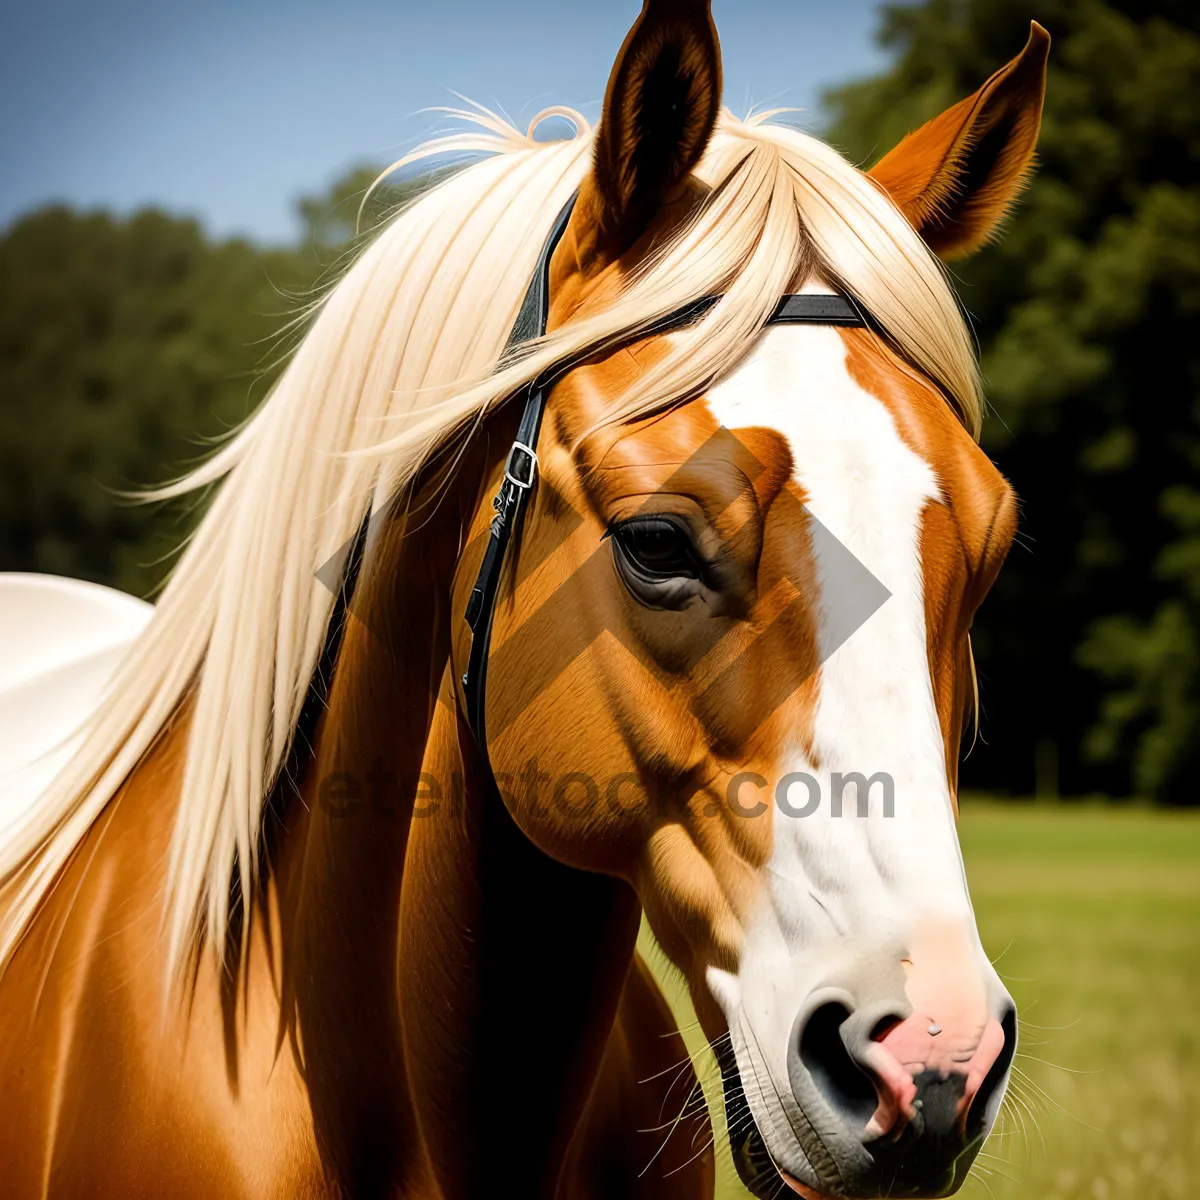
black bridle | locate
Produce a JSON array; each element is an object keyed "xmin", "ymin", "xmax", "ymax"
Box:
[{"xmin": 460, "ymin": 194, "xmax": 867, "ymax": 752}]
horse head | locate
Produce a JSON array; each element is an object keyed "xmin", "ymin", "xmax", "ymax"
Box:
[{"xmin": 457, "ymin": 4, "xmax": 1048, "ymax": 1195}]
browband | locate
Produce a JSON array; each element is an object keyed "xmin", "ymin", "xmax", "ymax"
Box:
[{"xmin": 460, "ymin": 194, "xmax": 867, "ymax": 752}]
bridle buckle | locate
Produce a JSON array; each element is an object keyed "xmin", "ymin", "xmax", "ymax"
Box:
[{"xmin": 503, "ymin": 440, "xmax": 539, "ymax": 490}]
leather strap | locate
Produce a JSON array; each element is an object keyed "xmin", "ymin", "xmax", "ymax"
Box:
[{"xmin": 461, "ymin": 195, "xmax": 577, "ymax": 745}]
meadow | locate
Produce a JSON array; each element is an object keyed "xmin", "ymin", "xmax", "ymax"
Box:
[{"xmin": 639, "ymin": 803, "xmax": 1200, "ymax": 1200}]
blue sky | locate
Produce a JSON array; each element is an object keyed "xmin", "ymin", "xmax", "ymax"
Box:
[{"xmin": 1, "ymin": 0, "xmax": 889, "ymax": 245}]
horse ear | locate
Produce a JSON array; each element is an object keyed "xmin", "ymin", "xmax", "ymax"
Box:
[
  {"xmin": 868, "ymin": 22, "xmax": 1050, "ymax": 260},
  {"xmin": 577, "ymin": 0, "xmax": 722, "ymax": 267}
]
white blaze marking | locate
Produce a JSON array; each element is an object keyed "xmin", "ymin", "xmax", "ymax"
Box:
[{"xmin": 700, "ymin": 317, "xmax": 992, "ymax": 1153}]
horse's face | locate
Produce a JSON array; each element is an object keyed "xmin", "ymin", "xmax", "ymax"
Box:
[
  {"xmin": 483, "ymin": 312, "xmax": 1018, "ymax": 1196},
  {"xmin": 462, "ymin": 5, "xmax": 1048, "ymax": 1196}
]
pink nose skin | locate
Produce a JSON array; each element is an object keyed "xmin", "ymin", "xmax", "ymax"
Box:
[{"xmin": 859, "ymin": 1014, "xmax": 1008, "ymax": 1140}]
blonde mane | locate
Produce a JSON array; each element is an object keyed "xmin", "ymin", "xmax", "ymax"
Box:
[{"xmin": 0, "ymin": 105, "xmax": 982, "ymax": 994}]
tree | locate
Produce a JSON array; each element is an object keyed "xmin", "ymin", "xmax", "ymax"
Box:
[
  {"xmin": 297, "ymin": 163, "xmax": 447, "ymax": 251},
  {"xmin": 0, "ymin": 208, "xmax": 316, "ymax": 595},
  {"xmin": 0, "ymin": 164, "xmax": 444, "ymax": 598},
  {"xmin": 824, "ymin": 0, "xmax": 1200, "ymax": 801}
]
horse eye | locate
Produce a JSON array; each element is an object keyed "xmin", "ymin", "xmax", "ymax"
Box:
[{"xmin": 611, "ymin": 517, "xmax": 701, "ymax": 581}]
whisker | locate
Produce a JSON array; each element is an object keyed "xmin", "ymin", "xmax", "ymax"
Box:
[
  {"xmin": 1009, "ymin": 1064, "xmax": 1098, "ymax": 1130},
  {"xmin": 662, "ymin": 1130, "xmax": 716, "ymax": 1177},
  {"xmin": 1014, "ymin": 1051, "xmax": 1097, "ymax": 1076}
]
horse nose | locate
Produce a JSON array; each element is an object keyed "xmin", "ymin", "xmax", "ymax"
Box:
[
  {"xmin": 790, "ymin": 993, "xmax": 1016, "ymax": 1189},
  {"xmin": 869, "ymin": 1006, "xmax": 1016, "ymax": 1142}
]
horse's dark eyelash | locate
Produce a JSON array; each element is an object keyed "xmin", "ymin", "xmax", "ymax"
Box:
[
  {"xmin": 611, "ymin": 517, "xmax": 683, "ymax": 551},
  {"xmin": 609, "ymin": 516, "xmax": 706, "ymax": 582}
]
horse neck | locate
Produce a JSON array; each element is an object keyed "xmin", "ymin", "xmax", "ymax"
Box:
[{"xmin": 274, "ymin": 426, "xmax": 641, "ymax": 1197}]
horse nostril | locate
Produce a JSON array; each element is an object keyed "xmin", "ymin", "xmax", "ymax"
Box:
[
  {"xmin": 797, "ymin": 1001, "xmax": 879, "ymax": 1129},
  {"xmin": 965, "ymin": 1005, "xmax": 1018, "ymax": 1139}
]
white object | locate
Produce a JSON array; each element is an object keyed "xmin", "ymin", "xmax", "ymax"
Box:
[{"xmin": 0, "ymin": 573, "xmax": 152, "ymax": 836}]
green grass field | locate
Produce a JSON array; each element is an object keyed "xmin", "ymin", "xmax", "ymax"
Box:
[{"xmin": 639, "ymin": 803, "xmax": 1200, "ymax": 1200}]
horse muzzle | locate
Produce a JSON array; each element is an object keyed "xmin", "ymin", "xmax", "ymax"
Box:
[{"xmin": 721, "ymin": 933, "xmax": 1017, "ymax": 1199}]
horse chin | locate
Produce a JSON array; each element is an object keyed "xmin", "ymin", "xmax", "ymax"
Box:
[
  {"xmin": 721, "ymin": 1059, "xmax": 984, "ymax": 1200},
  {"xmin": 776, "ymin": 1177, "xmax": 843, "ymax": 1200},
  {"xmin": 717, "ymin": 1040, "xmax": 840, "ymax": 1200},
  {"xmin": 726, "ymin": 1110, "xmax": 841, "ymax": 1200},
  {"xmin": 726, "ymin": 1114, "xmax": 782, "ymax": 1200}
]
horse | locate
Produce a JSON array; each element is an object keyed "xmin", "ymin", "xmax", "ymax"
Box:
[{"xmin": 0, "ymin": 2, "xmax": 1050, "ymax": 1196}]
